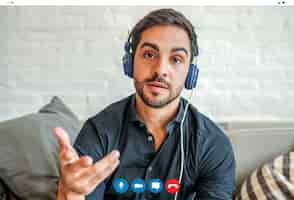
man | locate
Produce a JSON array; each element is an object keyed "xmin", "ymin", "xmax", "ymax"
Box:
[{"xmin": 54, "ymin": 8, "xmax": 236, "ymax": 200}]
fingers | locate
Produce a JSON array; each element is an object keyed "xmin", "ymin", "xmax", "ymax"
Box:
[
  {"xmin": 62, "ymin": 150, "xmax": 120, "ymax": 195},
  {"xmin": 89, "ymin": 150, "xmax": 120, "ymax": 185},
  {"xmin": 54, "ymin": 127, "xmax": 79, "ymax": 167},
  {"xmin": 65, "ymin": 156, "xmax": 93, "ymax": 173},
  {"xmin": 54, "ymin": 127, "xmax": 72, "ymax": 151},
  {"xmin": 74, "ymin": 150, "xmax": 120, "ymax": 182},
  {"xmin": 61, "ymin": 156, "xmax": 94, "ymax": 189}
]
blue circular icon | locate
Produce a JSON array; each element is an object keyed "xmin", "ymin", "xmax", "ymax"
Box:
[
  {"xmin": 113, "ymin": 178, "xmax": 129, "ymax": 193},
  {"xmin": 148, "ymin": 178, "xmax": 163, "ymax": 193},
  {"xmin": 131, "ymin": 178, "xmax": 146, "ymax": 193}
]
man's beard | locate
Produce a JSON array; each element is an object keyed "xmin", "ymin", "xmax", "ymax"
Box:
[{"xmin": 134, "ymin": 73, "xmax": 183, "ymax": 108}]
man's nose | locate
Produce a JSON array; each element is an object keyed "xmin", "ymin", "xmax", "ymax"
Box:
[{"xmin": 154, "ymin": 57, "xmax": 169, "ymax": 78}]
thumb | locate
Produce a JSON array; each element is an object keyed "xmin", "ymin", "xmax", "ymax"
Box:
[
  {"xmin": 53, "ymin": 127, "xmax": 72, "ymax": 152},
  {"xmin": 54, "ymin": 127, "xmax": 79, "ymax": 168}
]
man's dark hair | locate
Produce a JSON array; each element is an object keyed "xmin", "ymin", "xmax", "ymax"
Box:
[{"xmin": 129, "ymin": 8, "xmax": 199, "ymax": 63}]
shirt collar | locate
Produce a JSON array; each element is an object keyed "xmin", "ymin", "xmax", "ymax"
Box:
[
  {"xmin": 127, "ymin": 94, "xmax": 186, "ymax": 132},
  {"xmin": 128, "ymin": 94, "xmax": 144, "ymax": 123}
]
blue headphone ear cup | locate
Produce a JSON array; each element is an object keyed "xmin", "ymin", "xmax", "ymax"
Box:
[
  {"xmin": 122, "ymin": 53, "xmax": 133, "ymax": 78},
  {"xmin": 122, "ymin": 41, "xmax": 133, "ymax": 78},
  {"xmin": 185, "ymin": 64, "xmax": 199, "ymax": 89}
]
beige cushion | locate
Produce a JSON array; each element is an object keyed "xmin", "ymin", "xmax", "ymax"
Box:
[
  {"xmin": 229, "ymin": 128, "xmax": 294, "ymax": 193},
  {"xmin": 235, "ymin": 151, "xmax": 294, "ymax": 199}
]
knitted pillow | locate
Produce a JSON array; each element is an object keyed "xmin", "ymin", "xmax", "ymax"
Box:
[{"xmin": 235, "ymin": 152, "xmax": 294, "ymax": 199}]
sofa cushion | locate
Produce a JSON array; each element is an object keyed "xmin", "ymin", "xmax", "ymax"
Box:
[
  {"xmin": 0, "ymin": 96, "xmax": 82, "ymax": 200},
  {"xmin": 228, "ymin": 128, "xmax": 294, "ymax": 193},
  {"xmin": 235, "ymin": 151, "xmax": 294, "ymax": 199}
]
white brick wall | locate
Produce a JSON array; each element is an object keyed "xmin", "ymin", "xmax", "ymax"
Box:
[{"xmin": 1, "ymin": 6, "xmax": 294, "ymax": 122}]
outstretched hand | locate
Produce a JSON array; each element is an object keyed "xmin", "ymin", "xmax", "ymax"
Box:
[{"xmin": 53, "ymin": 127, "xmax": 120, "ymax": 200}]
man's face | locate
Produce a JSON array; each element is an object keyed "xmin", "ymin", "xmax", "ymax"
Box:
[{"xmin": 133, "ymin": 25, "xmax": 191, "ymax": 108}]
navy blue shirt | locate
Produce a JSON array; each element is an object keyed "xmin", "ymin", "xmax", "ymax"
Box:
[{"xmin": 74, "ymin": 94, "xmax": 235, "ymax": 200}]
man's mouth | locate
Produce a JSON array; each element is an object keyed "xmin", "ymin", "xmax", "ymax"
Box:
[{"xmin": 147, "ymin": 81, "xmax": 168, "ymax": 89}]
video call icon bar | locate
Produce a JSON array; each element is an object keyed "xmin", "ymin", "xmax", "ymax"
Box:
[{"xmin": 113, "ymin": 178, "xmax": 180, "ymax": 194}]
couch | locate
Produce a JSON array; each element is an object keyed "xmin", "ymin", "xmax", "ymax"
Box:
[
  {"xmin": 226, "ymin": 124, "xmax": 294, "ymax": 194},
  {"xmin": 0, "ymin": 97, "xmax": 293, "ymax": 199}
]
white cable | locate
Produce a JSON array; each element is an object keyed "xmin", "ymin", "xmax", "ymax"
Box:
[{"xmin": 174, "ymin": 88, "xmax": 195, "ymax": 200}]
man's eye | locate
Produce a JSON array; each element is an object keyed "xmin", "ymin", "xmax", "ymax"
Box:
[
  {"xmin": 143, "ymin": 52, "xmax": 155, "ymax": 59},
  {"xmin": 172, "ymin": 57, "xmax": 182, "ymax": 64}
]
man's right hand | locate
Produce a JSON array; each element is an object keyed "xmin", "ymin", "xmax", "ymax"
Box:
[{"xmin": 53, "ymin": 127, "xmax": 120, "ymax": 200}]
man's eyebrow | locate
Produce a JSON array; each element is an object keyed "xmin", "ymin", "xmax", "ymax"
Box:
[
  {"xmin": 140, "ymin": 42, "xmax": 189, "ymax": 57},
  {"xmin": 171, "ymin": 47, "xmax": 189, "ymax": 57},
  {"xmin": 140, "ymin": 42, "xmax": 159, "ymax": 51}
]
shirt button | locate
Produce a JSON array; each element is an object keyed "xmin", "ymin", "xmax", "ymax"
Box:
[
  {"xmin": 147, "ymin": 135, "xmax": 153, "ymax": 142},
  {"xmin": 148, "ymin": 166, "xmax": 152, "ymax": 172}
]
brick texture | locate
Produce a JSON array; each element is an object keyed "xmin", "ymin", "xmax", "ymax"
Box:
[{"xmin": 1, "ymin": 6, "xmax": 293, "ymax": 122}]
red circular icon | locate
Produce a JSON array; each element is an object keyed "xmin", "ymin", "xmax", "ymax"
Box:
[{"xmin": 165, "ymin": 179, "xmax": 181, "ymax": 194}]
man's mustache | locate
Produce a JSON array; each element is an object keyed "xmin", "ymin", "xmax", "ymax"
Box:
[{"xmin": 136, "ymin": 73, "xmax": 170, "ymax": 88}]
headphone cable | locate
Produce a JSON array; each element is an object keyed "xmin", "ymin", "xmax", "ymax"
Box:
[{"xmin": 174, "ymin": 88, "xmax": 195, "ymax": 200}]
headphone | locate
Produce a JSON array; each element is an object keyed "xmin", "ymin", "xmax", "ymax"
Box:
[{"xmin": 122, "ymin": 33, "xmax": 199, "ymax": 90}]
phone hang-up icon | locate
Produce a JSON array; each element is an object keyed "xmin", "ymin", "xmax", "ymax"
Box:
[{"xmin": 165, "ymin": 179, "xmax": 181, "ymax": 194}]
